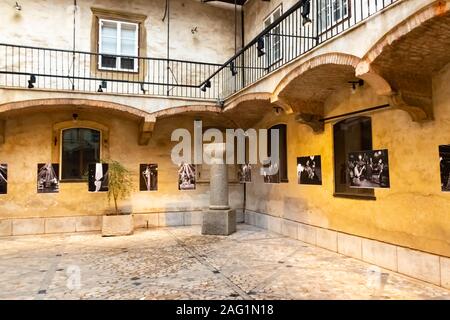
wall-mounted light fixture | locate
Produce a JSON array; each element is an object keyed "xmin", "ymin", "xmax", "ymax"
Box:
[
  {"xmin": 191, "ymin": 26, "xmax": 198, "ymax": 34},
  {"xmin": 28, "ymin": 74, "xmax": 36, "ymax": 88},
  {"xmin": 201, "ymin": 80, "xmax": 211, "ymax": 92},
  {"xmin": 257, "ymin": 37, "xmax": 265, "ymax": 57},
  {"xmin": 273, "ymin": 106, "xmax": 283, "ymax": 116},
  {"xmin": 348, "ymin": 79, "xmax": 364, "ymax": 94},
  {"xmin": 97, "ymin": 80, "xmax": 107, "ymax": 92},
  {"xmin": 140, "ymin": 83, "xmax": 146, "ymax": 94},
  {"xmin": 301, "ymin": 0, "xmax": 312, "ymax": 27},
  {"xmin": 230, "ymin": 61, "xmax": 238, "ymax": 76},
  {"xmin": 14, "ymin": 2, "xmax": 22, "ymax": 11},
  {"xmin": 72, "ymin": 113, "xmax": 78, "ymax": 123}
]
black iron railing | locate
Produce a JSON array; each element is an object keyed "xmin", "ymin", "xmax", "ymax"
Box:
[
  {"xmin": 0, "ymin": 44, "xmax": 222, "ymax": 99},
  {"xmin": 203, "ymin": 0, "xmax": 401, "ymax": 100},
  {"xmin": 0, "ymin": 0, "xmax": 400, "ymax": 101}
]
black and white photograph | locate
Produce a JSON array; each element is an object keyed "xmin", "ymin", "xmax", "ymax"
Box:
[
  {"xmin": 263, "ymin": 161, "xmax": 280, "ymax": 184},
  {"xmin": 238, "ymin": 163, "xmax": 252, "ymax": 183},
  {"xmin": 348, "ymin": 150, "xmax": 390, "ymax": 189},
  {"xmin": 0, "ymin": 163, "xmax": 7, "ymax": 194},
  {"xmin": 440, "ymin": 145, "xmax": 450, "ymax": 192},
  {"xmin": 140, "ymin": 164, "xmax": 158, "ymax": 191},
  {"xmin": 178, "ymin": 163, "xmax": 196, "ymax": 190},
  {"xmin": 88, "ymin": 163, "xmax": 109, "ymax": 192},
  {"xmin": 37, "ymin": 163, "xmax": 59, "ymax": 193},
  {"xmin": 297, "ymin": 155, "xmax": 322, "ymax": 185}
]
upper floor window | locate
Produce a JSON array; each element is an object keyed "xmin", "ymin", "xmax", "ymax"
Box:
[
  {"xmin": 61, "ymin": 128, "xmax": 101, "ymax": 181},
  {"xmin": 264, "ymin": 6, "xmax": 283, "ymax": 67},
  {"xmin": 318, "ymin": 0, "xmax": 349, "ymax": 32},
  {"xmin": 99, "ymin": 19, "xmax": 139, "ymax": 72},
  {"xmin": 333, "ymin": 116, "xmax": 374, "ymax": 198}
]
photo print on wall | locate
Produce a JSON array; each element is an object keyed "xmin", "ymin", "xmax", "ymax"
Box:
[
  {"xmin": 238, "ymin": 163, "xmax": 252, "ymax": 183},
  {"xmin": 88, "ymin": 163, "xmax": 109, "ymax": 192},
  {"xmin": 440, "ymin": 145, "xmax": 450, "ymax": 192},
  {"xmin": 37, "ymin": 163, "xmax": 59, "ymax": 193},
  {"xmin": 140, "ymin": 164, "xmax": 158, "ymax": 191},
  {"xmin": 297, "ymin": 155, "xmax": 322, "ymax": 185},
  {"xmin": 0, "ymin": 163, "xmax": 7, "ymax": 194},
  {"xmin": 263, "ymin": 161, "xmax": 280, "ymax": 184},
  {"xmin": 348, "ymin": 149, "xmax": 390, "ymax": 188},
  {"xmin": 178, "ymin": 163, "xmax": 196, "ymax": 190}
]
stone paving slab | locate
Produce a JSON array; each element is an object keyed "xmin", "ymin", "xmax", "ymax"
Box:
[{"xmin": 0, "ymin": 224, "xmax": 449, "ymax": 300}]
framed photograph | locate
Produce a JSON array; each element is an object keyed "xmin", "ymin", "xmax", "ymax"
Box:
[
  {"xmin": 0, "ymin": 163, "xmax": 7, "ymax": 194},
  {"xmin": 88, "ymin": 163, "xmax": 109, "ymax": 192},
  {"xmin": 37, "ymin": 163, "xmax": 59, "ymax": 193},
  {"xmin": 178, "ymin": 163, "xmax": 196, "ymax": 190},
  {"xmin": 440, "ymin": 145, "xmax": 450, "ymax": 192},
  {"xmin": 238, "ymin": 164, "xmax": 252, "ymax": 183},
  {"xmin": 297, "ymin": 155, "xmax": 322, "ymax": 185},
  {"xmin": 348, "ymin": 150, "xmax": 390, "ymax": 189},
  {"xmin": 263, "ymin": 161, "xmax": 280, "ymax": 184},
  {"xmin": 140, "ymin": 164, "xmax": 158, "ymax": 191}
]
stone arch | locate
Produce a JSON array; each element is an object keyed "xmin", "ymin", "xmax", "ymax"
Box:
[
  {"xmin": 0, "ymin": 98, "xmax": 156, "ymax": 145},
  {"xmin": 151, "ymin": 104, "xmax": 221, "ymax": 119},
  {"xmin": 272, "ymin": 52, "xmax": 361, "ymax": 103}
]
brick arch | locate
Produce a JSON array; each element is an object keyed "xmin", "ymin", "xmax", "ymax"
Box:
[
  {"xmin": 361, "ymin": 0, "xmax": 450, "ymax": 66},
  {"xmin": 271, "ymin": 52, "xmax": 361, "ymax": 102},
  {"xmin": 224, "ymin": 92, "xmax": 272, "ymax": 112}
]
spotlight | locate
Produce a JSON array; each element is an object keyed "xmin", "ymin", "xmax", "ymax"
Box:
[
  {"xmin": 348, "ymin": 79, "xmax": 364, "ymax": 94},
  {"xmin": 257, "ymin": 37, "xmax": 265, "ymax": 57},
  {"xmin": 301, "ymin": 0, "xmax": 312, "ymax": 27},
  {"xmin": 273, "ymin": 106, "xmax": 282, "ymax": 116},
  {"xmin": 72, "ymin": 113, "xmax": 78, "ymax": 122},
  {"xmin": 230, "ymin": 61, "xmax": 238, "ymax": 76},
  {"xmin": 14, "ymin": 2, "xmax": 22, "ymax": 11},
  {"xmin": 28, "ymin": 74, "xmax": 36, "ymax": 88},
  {"xmin": 191, "ymin": 26, "xmax": 198, "ymax": 34},
  {"xmin": 201, "ymin": 80, "xmax": 211, "ymax": 92},
  {"xmin": 140, "ymin": 83, "xmax": 146, "ymax": 94},
  {"xmin": 97, "ymin": 80, "xmax": 107, "ymax": 92}
]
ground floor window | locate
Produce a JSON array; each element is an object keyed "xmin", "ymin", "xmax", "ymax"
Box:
[
  {"xmin": 333, "ymin": 116, "xmax": 374, "ymax": 198},
  {"xmin": 61, "ymin": 128, "xmax": 101, "ymax": 181}
]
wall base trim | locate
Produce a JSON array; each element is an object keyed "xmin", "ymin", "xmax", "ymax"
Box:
[
  {"xmin": 244, "ymin": 210, "xmax": 450, "ymax": 290},
  {"xmin": 0, "ymin": 209, "xmax": 245, "ymax": 237}
]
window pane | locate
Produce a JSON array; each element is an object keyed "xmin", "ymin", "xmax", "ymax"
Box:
[
  {"xmin": 101, "ymin": 22, "xmax": 117, "ymax": 54},
  {"xmin": 333, "ymin": 117, "xmax": 374, "ymax": 196},
  {"xmin": 62, "ymin": 128, "xmax": 101, "ymax": 180}
]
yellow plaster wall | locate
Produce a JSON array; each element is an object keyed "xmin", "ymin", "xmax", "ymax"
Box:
[
  {"xmin": 245, "ymin": 64, "xmax": 450, "ymax": 258},
  {"xmin": 0, "ymin": 110, "xmax": 244, "ymax": 219}
]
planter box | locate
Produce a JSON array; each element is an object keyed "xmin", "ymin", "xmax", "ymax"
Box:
[{"xmin": 102, "ymin": 214, "xmax": 134, "ymax": 236}]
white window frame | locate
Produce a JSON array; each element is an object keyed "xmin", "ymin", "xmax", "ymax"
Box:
[
  {"xmin": 263, "ymin": 5, "xmax": 283, "ymax": 67},
  {"xmin": 318, "ymin": 0, "xmax": 350, "ymax": 32},
  {"xmin": 98, "ymin": 18, "xmax": 139, "ymax": 72}
]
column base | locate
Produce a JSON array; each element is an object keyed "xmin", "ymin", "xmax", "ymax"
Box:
[{"xmin": 202, "ymin": 209, "xmax": 236, "ymax": 236}]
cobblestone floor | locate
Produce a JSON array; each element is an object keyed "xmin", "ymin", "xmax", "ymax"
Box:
[{"xmin": 0, "ymin": 224, "xmax": 449, "ymax": 300}]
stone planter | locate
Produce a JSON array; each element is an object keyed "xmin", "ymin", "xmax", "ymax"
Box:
[{"xmin": 102, "ymin": 214, "xmax": 134, "ymax": 236}]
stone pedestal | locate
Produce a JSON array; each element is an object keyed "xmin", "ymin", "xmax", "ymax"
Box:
[{"xmin": 202, "ymin": 143, "xmax": 236, "ymax": 236}]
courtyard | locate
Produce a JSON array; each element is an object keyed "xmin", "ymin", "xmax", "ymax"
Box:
[{"xmin": 0, "ymin": 224, "xmax": 449, "ymax": 300}]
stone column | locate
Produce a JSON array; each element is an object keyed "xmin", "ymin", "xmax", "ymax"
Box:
[{"xmin": 202, "ymin": 143, "xmax": 236, "ymax": 235}]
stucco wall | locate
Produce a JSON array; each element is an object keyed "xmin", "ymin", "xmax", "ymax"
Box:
[
  {"xmin": 0, "ymin": 109, "xmax": 243, "ymax": 219},
  {"xmin": 244, "ymin": 62, "xmax": 450, "ymax": 258},
  {"xmin": 0, "ymin": 0, "xmax": 240, "ymax": 63}
]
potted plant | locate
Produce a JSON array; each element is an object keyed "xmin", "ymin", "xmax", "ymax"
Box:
[{"xmin": 102, "ymin": 160, "xmax": 134, "ymax": 236}]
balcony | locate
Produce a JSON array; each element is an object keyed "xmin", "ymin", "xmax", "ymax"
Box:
[{"xmin": 0, "ymin": 0, "xmax": 400, "ymax": 101}]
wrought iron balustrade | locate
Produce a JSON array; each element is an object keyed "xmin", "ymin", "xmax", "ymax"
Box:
[
  {"xmin": 0, "ymin": 43, "xmax": 222, "ymax": 99},
  {"xmin": 0, "ymin": 0, "xmax": 401, "ymax": 101}
]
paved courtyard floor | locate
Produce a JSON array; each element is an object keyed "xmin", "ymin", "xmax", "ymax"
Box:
[{"xmin": 0, "ymin": 224, "xmax": 449, "ymax": 300}]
